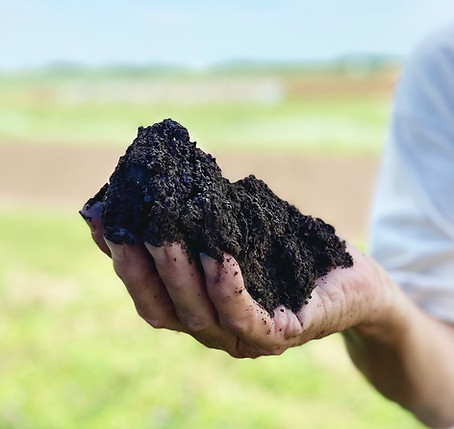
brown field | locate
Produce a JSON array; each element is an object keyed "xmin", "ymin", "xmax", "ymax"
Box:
[{"xmin": 0, "ymin": 143, "xmax": 378, "ymax": 242}]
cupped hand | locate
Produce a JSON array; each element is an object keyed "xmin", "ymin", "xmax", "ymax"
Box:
[{"xmin": 81, "ymin": 201, "xmax": 382, "ymax": 358}]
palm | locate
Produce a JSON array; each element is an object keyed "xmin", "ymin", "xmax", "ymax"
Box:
[{"xmin": 81, "ymin": 202, "xmax": 371, "ymax": 358}]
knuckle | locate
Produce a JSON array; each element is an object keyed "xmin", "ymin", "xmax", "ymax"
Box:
[
  {"xmin": 220, "ymin": 317, "xmax": 250, "ymax": 334},
  {"xmin": 137, "ymin": 308, "xmax": 170, "ymax": 330},
  {"xmin": 180, "ymin": 314, "xmax": 211, "ymax": 333},
  {"xmin": 113, "ymin": 262, "xmax": 156, "ymax": 287},
  {"xmin": 269, "ymin": 343, "xmax": 285, "ymax": 356},
  {"xmin": 165, "ymin": 279, "xmax": 186, "ymax": 293},
  {"xmin": 208, "ymin": 283, "xmax": 236, "ymax": 306},
  {"xmin": 112, "ymin": 261, "xmax": 129, "ymax": 281},
  {"xmin": 145, "ymin": 319, "xmax": 165, "ymax": 329},
  {"xmin": 226, "ymin": 348, "xmax": 244, "ymax": 359},
  {"xmin": 135, "ymin": 304, "xmax": 150, "ymax": 321},
  {"xmin": 128, "ymin": 270, "xmax": 151, "ymax": 285},
  {"xmin": 113, "ymin": 262, "xmax": 138, "ymax": 284},
  {"xmin": 235, "ymin": 341, "xmax": 261, "ymax": 359}
]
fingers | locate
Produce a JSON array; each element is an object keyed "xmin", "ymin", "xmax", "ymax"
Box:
[
  {"xmin": 201, "ymin": 253, "xmax": 260, "ymax": 333},
  {"xmin": 201, "ymin": 253, "xmax": 302, "ymax": 354},
  {"xmin": 105, "ymin": 239, "xmax": 183, "ymax": 331},
  {"xmin": 84, "ymin": 210, "xmax": 304, "ymax": 357},
  {"xmin": 145, "ymin": 243, "xmax": 220, "ymax": 332},
  {"xmin": 146, "ymin": 243, "xmax": 217, "ymax": 332},
  {"xmin": 79, "ymin": 201, "xmax": 111, "ymax": 257},
  {"xmin": 146, "ymin": 243, "xmax": 240, "ymax": 351},
  {"xmin": 79, "ymin": 200, "xmax": 293, "ymax": 355}
]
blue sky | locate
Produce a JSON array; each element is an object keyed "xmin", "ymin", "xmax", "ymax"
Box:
[{"xmin": 1, "ymin": 0, "xmax": 453, "ymax": 70}]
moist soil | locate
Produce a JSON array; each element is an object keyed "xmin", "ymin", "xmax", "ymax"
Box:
[{"xmin": 83, "ymin": 119, "xmax": 353, "ymax": 314}]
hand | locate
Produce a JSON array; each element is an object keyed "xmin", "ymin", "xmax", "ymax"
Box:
[{"xmin": 81, "ymin": 201, "xmax": 390, "ymax": 358}]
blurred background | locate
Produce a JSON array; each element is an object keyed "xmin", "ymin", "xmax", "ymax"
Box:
[{"xmin": 1, "ymin": 1, "xmax": 453, "ymax": 428}]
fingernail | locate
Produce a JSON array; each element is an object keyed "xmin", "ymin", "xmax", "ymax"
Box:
[
  {"xmin": 146, "ymin": 244, "xmax": 168, "ymax": 265},
  {"xmin": 199, "ymin": 252, "xmax": 212, "ymax": 266},
  {"xmin": 200, "ymin": 252, "xmax": 220, "ymax": 282},
  {"xmin": 104, "ymin": 226, "xmax": 137, "ymax": 245},
  {"xmin": 79, "ymin": 201, "xmax": 103, "ymax": 233},
  {"xmin": 79, "ymin": 201, "xmax": 102, "ymax": 221}
]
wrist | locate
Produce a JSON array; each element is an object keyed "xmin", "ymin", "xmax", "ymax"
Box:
[{"xmin": 348, "ymin": 251, "xmax": 413, "ymax": 342}]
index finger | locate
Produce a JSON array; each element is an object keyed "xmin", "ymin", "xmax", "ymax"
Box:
[
  {"xmin": 79, "ymin": 200, "xmax": 111, "ymax": 257},
  {"xmin": 202, "ymin": 254, "xmax": 306, "ymax": 352},
  {"xmin": 201, "ymin": 254, "xmax": 274, "ymax": 345}
]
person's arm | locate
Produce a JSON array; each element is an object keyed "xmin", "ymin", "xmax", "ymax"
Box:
[
  {"xmin": 343, "ymin": 261, "xmax": 454, "ymax": 429},
  {"xmin": 81, "ymin": 202, "xmax": 454, "ymax": 427},
  {"xmin": 80, "ymin": 26, "xmax": 454, "ymax": 429},
  {"xmin": 360, "ymin": 25, "xmax": 454, "ymax": 428}
]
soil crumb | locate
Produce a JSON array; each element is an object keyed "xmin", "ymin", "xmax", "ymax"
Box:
[{"xmin": 83, "ymin": 119, "xmax": 353, "ymax": 314}]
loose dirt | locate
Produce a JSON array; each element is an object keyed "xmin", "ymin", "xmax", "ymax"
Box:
[{"xmin": 82, "ymin": 120, "xmax": 353, "ymax": 313}]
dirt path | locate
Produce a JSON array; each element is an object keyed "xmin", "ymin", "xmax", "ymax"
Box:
[{"xmin": 0, "ymin": 143, "xmax": 379, "ymax": 242}]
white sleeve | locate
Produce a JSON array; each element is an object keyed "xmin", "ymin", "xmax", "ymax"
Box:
[{"xmin": 369, "ymin": 25, "xmax": 454, "ymax": 324}]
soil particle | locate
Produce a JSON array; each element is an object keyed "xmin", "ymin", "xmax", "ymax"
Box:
[{"xmin": 83, "ymin": 119, "xmax": 353, "ymax": 314}]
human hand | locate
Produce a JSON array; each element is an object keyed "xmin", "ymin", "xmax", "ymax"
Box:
[{"xmin": 80, "ymin": 201, "xmax": 390, "ymax": 358}]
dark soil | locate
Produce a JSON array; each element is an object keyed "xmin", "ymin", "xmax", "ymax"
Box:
[{"xmin": 82, "ymin": 119, "xmax": 353, "ymax": 314}]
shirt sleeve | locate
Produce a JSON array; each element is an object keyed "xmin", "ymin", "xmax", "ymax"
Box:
[{"xmin": 369, "ymin": 25, "xmax": 454, "ymax": 324}]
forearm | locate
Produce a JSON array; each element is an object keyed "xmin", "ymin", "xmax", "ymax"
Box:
[
  {"xmin": 343, "ymin": 262, "xmax": 454, "ymax": 428},
  {"xmin": 82, "ymin": 200, "xmax": 454, "ymax": 425}
]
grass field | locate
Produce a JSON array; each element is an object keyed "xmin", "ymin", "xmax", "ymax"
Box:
[
  {"xmin": 0, "ymin": 208, "xmax": 425, "ymax": 429},
  {"xmin": 0, "ymin": 66, "xmax": 395, "ymax": 154},
  {"xmin": 1, "ymin": 66, "xmax": 427, "ymax": 428}
]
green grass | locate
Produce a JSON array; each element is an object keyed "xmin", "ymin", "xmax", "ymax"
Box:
[
  {"xmin": 0, "ymin": 69, "xmax": 392, "ymax": 154},
  {"xmin": 0, "ymin": 207, "xmax": 425, "ymax": 429},
  {"xmin": 0, "ymin": 67, "xmax": 409, "ymax": 427},
  {"xmin": 0, "ymin": 98, "xmax": 387, "ymax": 154}
]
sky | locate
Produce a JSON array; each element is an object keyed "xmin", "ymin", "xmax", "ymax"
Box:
[{"xmin": 1, "ymin": 0, "xmax": 454, "ymax": 70}]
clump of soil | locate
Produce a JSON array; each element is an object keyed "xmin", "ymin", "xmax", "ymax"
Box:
[{"xmin": 83, "ymin": 119, "xmax": 353, "ymax": 314}]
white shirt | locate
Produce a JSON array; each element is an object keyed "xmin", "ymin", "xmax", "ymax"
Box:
[{"xmin": 369, "ymin": 24, "xmax": 454, "ymax": 324}]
